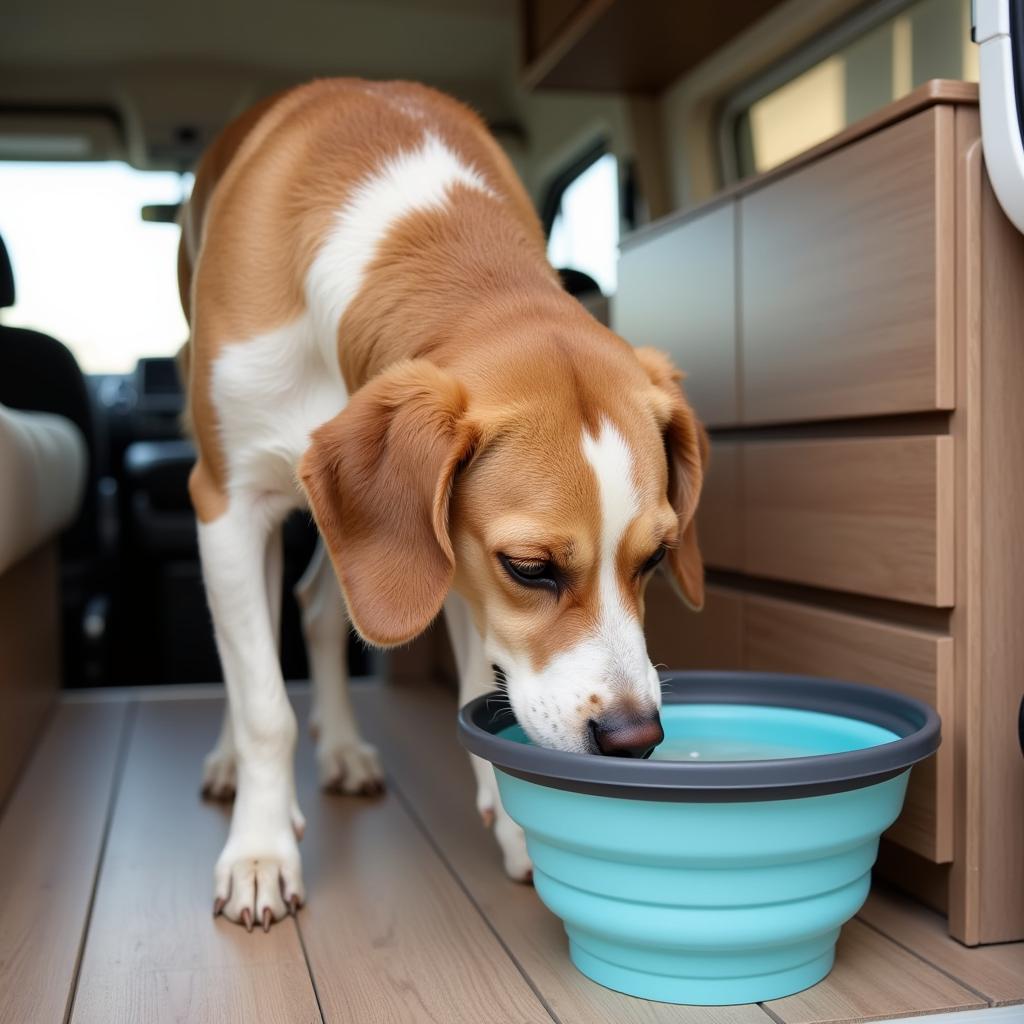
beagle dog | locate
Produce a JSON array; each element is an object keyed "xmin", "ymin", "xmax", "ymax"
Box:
[{"xmin": 178, "ymin": 79, "xmax": 706, "ymax": 931}]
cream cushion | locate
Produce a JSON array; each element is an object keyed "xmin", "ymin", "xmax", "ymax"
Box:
[{"xmin": 0, "ymin": 404, "xmax": 86, "ymax": 575}]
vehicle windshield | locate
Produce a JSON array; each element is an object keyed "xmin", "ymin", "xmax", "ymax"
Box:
[{"xmin": 0, "ymin": 161, "xmax": 191, "ymax": 373}]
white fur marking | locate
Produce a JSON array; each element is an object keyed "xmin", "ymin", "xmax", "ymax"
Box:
[
  {"xmin": 307, "ymin": 133, "xmax": 493, "ymax": 370},
  {"xmin": 493, "ymin": 419, "xmax": 661, "ymax": 753},
  {"xmin": 212, "ymin": 313, "xmax": 348, "ymax": 501},
  {"xmin": 582, "ymin": 420, "xmax": 639, "ymax": 569},
  {"xmin": 581, "ymin": 419, "xmax": 654, "ymax": 700}
]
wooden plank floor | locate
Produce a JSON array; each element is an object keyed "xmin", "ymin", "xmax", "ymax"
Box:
[{"xmin": 0, "ymin": 681, "xmax": 1021, "ymax": 1024}]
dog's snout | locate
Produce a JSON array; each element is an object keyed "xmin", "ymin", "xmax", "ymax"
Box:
[{"xmin": 589, "ymin": 711, "xmax": 664, "ymax": 759}]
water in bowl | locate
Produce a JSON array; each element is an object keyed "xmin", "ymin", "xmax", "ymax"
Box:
[
  {"xmin": 651, "ymin": 737, "xmax": 813, "ymax": 761},
  {"xmin": 651, "ymin": 703, "xmax": 898, "ymax": 761},
  {"xmin": 497, "ymin": 703, "xmax": 898, "ymax": 761}
]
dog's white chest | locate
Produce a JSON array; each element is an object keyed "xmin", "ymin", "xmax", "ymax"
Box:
[
  {"xmin": 211, "ymin": 314, "xmax": 348, "ymax": 501},
  {"xmin": 207, "ymin": 131, "xmax": 494, "ymax": 503}
]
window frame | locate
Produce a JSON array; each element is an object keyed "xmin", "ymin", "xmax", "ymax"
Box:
[
  {"xmin": 0, "ymin": 159, "xmax": 193, "ymax": 375},
  {"xmin": 540, "ymin": 138, "xmax": 615, "ymax": 237},
  {"xmin": 716, "ymin": 0, "xmax": 920, "ymax": 184}
]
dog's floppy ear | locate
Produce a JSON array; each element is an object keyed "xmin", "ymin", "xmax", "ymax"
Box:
[
  {"xmin": 633, "ymin": 346, "xmax": 708, "ymax": 611},
  {"xmin": 299, "ymin": 359, "xmax": 475, "ymax": 647}
]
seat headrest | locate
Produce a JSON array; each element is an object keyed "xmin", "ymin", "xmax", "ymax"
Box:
[{"xmin": 0, "ymin": 235, "xmax": 13, "ymax": 309}]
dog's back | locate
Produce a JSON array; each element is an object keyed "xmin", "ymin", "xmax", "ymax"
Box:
[{"xmin": 177, "ymin": 79, "xmax": 551, "ymax": 502}]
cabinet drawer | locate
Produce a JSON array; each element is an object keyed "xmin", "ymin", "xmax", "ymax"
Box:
[
  {"xmin": 740, "ymin": 107, "xmax": 954, "ymax": 424},
  {"xmin": 742, "ymin": 594, "xmax": 953, "ymax": 862},
  {"xmin": 698, "ymin": 440, "xmax": 743, "ymax": 570},
  {"xmin": 616, "ymin": 203, "xmax": 737, "ymax": 426},
  {"xmin": 645, "ymin": 580, "xmax": 742, "ymax": 671},
  {"xmin": 744, "ymin": 436, "xmax": 954, "ymax": 606}
]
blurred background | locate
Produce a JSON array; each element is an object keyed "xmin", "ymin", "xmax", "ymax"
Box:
[{"xmin": 0, "ymin": 0, "xmax": 979, "ymax": 694}]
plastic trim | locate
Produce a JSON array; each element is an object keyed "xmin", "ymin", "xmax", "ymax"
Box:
[{"xmin": 458, "ymin": 671, "xmax": 941, "ymax": 803}]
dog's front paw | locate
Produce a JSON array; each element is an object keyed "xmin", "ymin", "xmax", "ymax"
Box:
[
  {"xmin": 201, "ymin": 744, "xmax": 237, "ymax": 801},
  {"xmin": 214, "ymin": 831, "xmax": 305, "ymax": 931},
  {"xmin": 317, "ymin": 737, "xmax": 385, "ymax": 795},
  {"xmin": 495, "ymin": 809, "xmax": 533, "ymax": 884}
]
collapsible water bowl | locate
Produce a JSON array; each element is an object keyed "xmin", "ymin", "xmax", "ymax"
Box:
[{"xmin": 458, "ymin": 671, "xmax": 940, "ymax": 1006}]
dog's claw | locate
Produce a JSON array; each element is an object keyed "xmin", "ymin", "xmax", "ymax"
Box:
[
  {"xmin": 289, "ymin": 893, "xmax": 302, "ymax": 914},
  {"xmin": 241, "ymin": 907, "xmax": 253, "ymax": 933},
  {"xmin": 262, "ymin": 907, "xmax": 272, "ymax": 933},
  {"xmin": 480, "ymin": 807, "xmax": 495, "ymax": 829},
  {"xmin": 213, "ymin": 897, "xmax": 225, "ymax": 917}
]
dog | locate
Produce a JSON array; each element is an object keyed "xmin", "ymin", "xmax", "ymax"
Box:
[{"xmin": 177, "ymin": 78, "xmax": 706, "ymax": 931}]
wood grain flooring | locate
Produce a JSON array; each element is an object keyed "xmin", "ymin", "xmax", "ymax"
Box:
[{"xmin": 1, "ymin": 681, "xmax": 1020, "ymax": 1024}]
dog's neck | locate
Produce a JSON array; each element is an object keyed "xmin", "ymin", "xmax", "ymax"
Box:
[{"xmin": 331, "ymin": 187, "xmax": 593, "ymax": 393}]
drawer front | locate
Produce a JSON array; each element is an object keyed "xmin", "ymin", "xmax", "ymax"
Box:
[
  {"xmin": 743, "ymin": 436, "xmax": 955, "ymax": 606},
  {"xmin": 645, "ymin": 580, "xmax": 743, "ymax": 671},
  {"xmin": 616, "ymin": 203, "xmax": 738, "ymax": 426},
  {"xmin": 742, "ymin": 594, "xmax": 953, "ymax": 862},
  {"xmin": 740, "ymin": 107, "xmax": 954, "ymax": 424},
  {"xmin": 697, "ymin": 440, "xmax": 743, "ymax": 570}
]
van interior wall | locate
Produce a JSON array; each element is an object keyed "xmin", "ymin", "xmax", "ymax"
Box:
[
  {"xmin": 656, "ymin": 0, "xmax": 865, "ymax": 209},
  {"xmin": 513, "ymin": 0, "xmax": 878, "ymax": 228}
]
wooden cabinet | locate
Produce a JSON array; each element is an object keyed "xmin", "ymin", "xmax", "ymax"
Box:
[
  {"xmin": 699, "ymin": 435, "xmax": 955, "ymax": 603},
  {"xmin": 626, "ymin": 83, "xmax": 1024, "ymax": 944},
  {"xmin": 743, "ymin": 437, "xmax": 954, "ymax": 605},
  {"xmin": 695, "ymin": 439, "xmax": 743, "ymax": 569},
  {"xmin": 740, "ymin": 108, "xmax": 955, "ymax": 425},
  {"xmin": 615, "ymin": 203, "xmax": 737, "ymax": 426}
]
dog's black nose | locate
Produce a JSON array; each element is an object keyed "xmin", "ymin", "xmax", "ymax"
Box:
[{"xmin": 589, "ymin": 712, "xmax": 664, "ymax": 758}]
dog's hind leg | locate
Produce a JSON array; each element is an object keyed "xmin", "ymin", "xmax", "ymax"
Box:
[
  {"xmin": 444, "ymin": 592, "xmax": 532, "ymax": 883},
  {"xmin": 295, "ymin": 539, "xmax": 384, "ymax": 794},
  {"xmin": 201, "ymin": 706, "xmax": 238, "ymax": 800}
]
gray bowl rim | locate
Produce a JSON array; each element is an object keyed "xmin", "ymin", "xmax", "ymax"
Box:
[{"xmin": 457, "ymin": 670, "xmax": 942, "ymax": 802}]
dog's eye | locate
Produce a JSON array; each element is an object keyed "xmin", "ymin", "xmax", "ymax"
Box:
[
  {"xmin": 498, "ymin": 554, "xmax": 559, "ymax": 593},
  {"xmin": 640, "ymin": 545, "xmax": 667, "ymax": 575}
]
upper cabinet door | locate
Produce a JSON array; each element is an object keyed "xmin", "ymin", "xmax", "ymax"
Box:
[
  {"xmin": 740, "ymin": 107, "xmax": 955, "ymax": 425},
  {"xmin": 615, "ymin": 203, "xmax": 738, "ymax": 427}
]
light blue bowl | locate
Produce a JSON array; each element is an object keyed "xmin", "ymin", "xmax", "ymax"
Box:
[{"xmin": 459, "ymin": 672, "xmax": 940, "ymax": 1006}]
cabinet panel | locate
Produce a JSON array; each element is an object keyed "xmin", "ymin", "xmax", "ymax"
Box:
[
  {"xmin": 644, "ymin": 580, "xmax": 742, "ymax": 672},
  {"xmin": 743, "ymin": 437, "xmax": 954, "ymax": 606},
  {"xmin": 698, "ymin": 440, "xmax": 743, "ymax": 570},
  {"xmin": 741, "ymin": 108, "xmax": 953, "ymax": 424},
  {"xmin": 616, "ymin": 203, "xmax": 738, "ymax": 426}
]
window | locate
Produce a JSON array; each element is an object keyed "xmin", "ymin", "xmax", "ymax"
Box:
[
  {"xmin": 545, "ymin": 150, "xmax": 619, "ymax": 295},
  {"xmin": 726, "ymin": 0, "xmax": 978, "ymax": 179},
  {"xmin": 0, "ymin": 161, "xmax": 191, "ymax": 374}
]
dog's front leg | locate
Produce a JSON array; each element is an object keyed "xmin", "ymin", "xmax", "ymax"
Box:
[
  {"xmin": 202, "ymin": 526, "xmax": 283, "ymax": 801},
  {"xmin": 197, "ymin": 494, "xmax": 305, "ymax": 929},
  {"xmin": 444, "ymin": 593, "xmax": 532, "ymax": 882}
]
